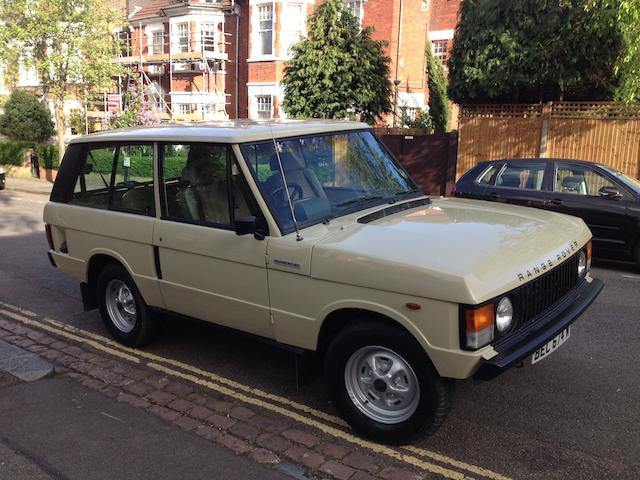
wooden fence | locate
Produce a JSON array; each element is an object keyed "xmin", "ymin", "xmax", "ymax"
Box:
[{"xmin": 457, "ymin": 102, "xmax": 640, "ymax": 179}]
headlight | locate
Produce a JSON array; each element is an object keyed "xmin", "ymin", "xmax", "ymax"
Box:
[
  {"xmin": 0, "ymin": 167, "xmax": 4, "ymax": 174},
  {"xmin": 495, "ymin": 297, "xmax": 514, "ymax": 333},
  {"xmin": 577, "ymin": 250, "xmax": 587, "ymax": 277}
]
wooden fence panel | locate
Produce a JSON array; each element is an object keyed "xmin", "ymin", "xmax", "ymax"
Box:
[
  {"xmin": 457, "ymin": 117, "xmax": 541, "ymax": 177},
  {"xmin": 547, "ymin": 118, "xmax": 640, "ymax": 178},
  {"xmin": 457, "ymin": 102, "xmax": 640, "ymax": 180}
]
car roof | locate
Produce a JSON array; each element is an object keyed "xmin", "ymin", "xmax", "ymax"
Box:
[{"xmin": 68, "ymin": 119, "xmax": 371, "ymax": 145}]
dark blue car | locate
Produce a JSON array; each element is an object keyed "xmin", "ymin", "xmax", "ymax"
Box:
[{"xmin": 455, "ymin": 158, "xmax": 640, "ymax": 268}]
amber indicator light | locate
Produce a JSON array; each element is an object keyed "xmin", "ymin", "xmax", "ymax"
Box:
[{"xmin": 465, "ymin": 304, "xmax": 495, "ymax": 332}]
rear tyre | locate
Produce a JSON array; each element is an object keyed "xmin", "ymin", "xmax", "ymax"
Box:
[
  {"xmin": 96, "ymin": 263, "xmax": 160, "ymax": 347},
  {"xmin": 325, "ymin": 322, "xmax": 454, "ymax": 444}
]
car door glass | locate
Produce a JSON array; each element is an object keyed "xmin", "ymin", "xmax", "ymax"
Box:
[
  {"xmin": 111, "ymin": 144, "xmax": 155, "ymax": 215},
  {"xmin": 162, "ymin": 143, "xmax": 231, "ymax": 226},
  {"xmin": 495, "ymin": 162, "xmax": 545, "ymax": 190},
  {"xmin": 555, "ymin": 164, "xmax": 616, "ymax": 196},
  {"xmin": 71, "ymin": 146, "xmax": 117, "ymax": 209},
  {"xmin": 477, "ymin": 164, "xmax": 500, "ymax": 185}
]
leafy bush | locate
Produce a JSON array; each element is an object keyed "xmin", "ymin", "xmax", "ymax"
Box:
[{"xmin": 0, "ymin": 90, "xmax": 55, "ymax": 141}]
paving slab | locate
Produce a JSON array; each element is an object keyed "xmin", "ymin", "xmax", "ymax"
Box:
[
  {"xmin": 0, "ymin": 376, "xmax": 289, "ymax": 480},
  {"xmin": 0, "ymin": 340, "xmax": 53, "ymax": 382}
]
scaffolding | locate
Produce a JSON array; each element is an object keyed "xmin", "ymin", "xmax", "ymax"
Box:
[{"xmin": 87, "ymin": 8, "xmax": 233, "ymax": 126}]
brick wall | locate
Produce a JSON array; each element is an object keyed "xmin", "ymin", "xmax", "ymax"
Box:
[{"xmin": 429, "ymin": 0, "xmax": 461, "ymax": 32}]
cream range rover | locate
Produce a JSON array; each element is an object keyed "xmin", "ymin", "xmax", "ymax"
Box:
[{"xmin": 44, "ymin": 120, "xmax": 603, "ymax": 443}]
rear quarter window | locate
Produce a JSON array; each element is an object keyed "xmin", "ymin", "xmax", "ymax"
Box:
[{"xmin": 51, "ymin": 142, "xmax": 155, "ymax": 216}]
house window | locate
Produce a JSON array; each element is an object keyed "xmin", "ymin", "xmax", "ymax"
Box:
[
  {"xmin": 177, "ymin": 23, "xmax": 189, "ymax": 53},
  {"xmin": 176, "ymin": 104, "xmax": 192, "ymax": 115},
  {"xmin": 432, "ymin": 40, "xmax": 448, "ymax": 62},
  {"xmin": 282, "ymin": 3, "xmax": 304, "ymax": 55},
  {"xmin": 258, "ymin": 4, "xmax": 273, "ymax": 55},
  {"xmin": 256, "ymin": 95, "xmax": 272, "ymax": 119},
  {"xmin": 346, "ymin": 0, "xmax": 364, "ymax": 27},
  {"xmin": 421, "ymin": 0, "xmax": 428, "ymax": 11},
  {"xmin": 202, "ymin": 23, "xmax": 216, "ymax": 52},
  {"xmin": 151, "ymin": 30, "xmax": 164, "ymax": 55}
]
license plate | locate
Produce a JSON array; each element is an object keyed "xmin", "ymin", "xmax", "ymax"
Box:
[{"xmin": 531, "ymin": 327, "xmax": 571, "ymax": 365}]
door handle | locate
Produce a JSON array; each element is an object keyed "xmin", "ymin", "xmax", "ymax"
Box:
[
  {"xmin": 487, "ymin": 192, "xmax": 499, "ymax": 200},
  {"xmin": 547, "ymin": 198, "xmax": 562, "ymax": 206}
]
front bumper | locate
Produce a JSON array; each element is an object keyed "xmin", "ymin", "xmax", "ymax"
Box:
[{"xmin": 474, "ymin": 277, "xmax": 604, "ymax": 380}]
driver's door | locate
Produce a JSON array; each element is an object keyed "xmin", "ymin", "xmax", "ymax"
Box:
[
  {"xmin": 545, "ymin": 161, "xmax": 634, "ymax": 258},
  {"xmin": 153, "ymin": 142, "xmax": 273, "ymax": 338}
]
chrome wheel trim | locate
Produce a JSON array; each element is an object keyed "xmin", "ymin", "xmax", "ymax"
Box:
[
  {"xmin": 344, "ymin": 346, "xmax": 420, "ymax": 425},
  {"xmin": 105, "ymin": 279, "xmax": 137, "ymax": 334}
]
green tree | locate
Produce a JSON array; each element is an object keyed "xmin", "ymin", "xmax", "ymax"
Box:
[
  {"xmin": 448, "ymin": 0, "xmax": 622, "ymax": 104},
  {"xmin": 0, "ymin": 0, "xmax": 123, "ymax": 160},
  {"xmin": 611, "ymin": 0, "xmax": 640, "ymax": 102},
  {"xmin": 281, "ymin": 0, "xmax": 391, "ymax": 123},
  {"xmin": 0, "ymin": 90, "xmax": 55, "ymax": 141},
  {"xmin": 426, "ymin": 48, "xmax": 450, "ymax": 132}
]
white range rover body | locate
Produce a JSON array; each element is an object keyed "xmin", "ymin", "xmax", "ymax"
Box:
[{"xmin": 44, "ymin": 120, "xmax": 603, "ymax": 443}]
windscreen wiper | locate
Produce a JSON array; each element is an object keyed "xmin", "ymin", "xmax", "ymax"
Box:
[{"xmin": 336, "ymin": 195, "xmax": 384, "ymax": 208}]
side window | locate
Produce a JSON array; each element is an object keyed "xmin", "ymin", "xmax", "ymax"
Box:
[
  {"xmin": 111, "ymin": 144, "xmax": 155, "ymax": 215},
  {"xmin": 161, "ymin": 143, "xmax": 231, "ymax": 226},
  {"xmin": 495, "ymin": 162, "xmax": 546, "ymax": 191},
  {"xmin": 71, "ymin": 146, "xmax": 117, "ymax": 209},
  {"xmin": 476, "ymin": 164, "xmax": 500, "ymax": 185},
  {"xmin": 555, "ymin": 163, "xmax": 616, "ymax": 196}
]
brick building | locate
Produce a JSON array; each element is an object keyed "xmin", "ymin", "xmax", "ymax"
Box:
[
  {"xmin": 2, "ymin": 0, "xmax": 457, "ymax": 130},
  {"xmin": 427, "ymin": 0, "xmax": 461, "ymax": 67},
  {"xmin": 116, "ymin": 0, "xmax": 432, "ymax": 123}
]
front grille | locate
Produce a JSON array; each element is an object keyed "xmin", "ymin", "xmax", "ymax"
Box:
[{"xmin": 514, "ymin": 252, "xmax": 580, "ymax": 328}]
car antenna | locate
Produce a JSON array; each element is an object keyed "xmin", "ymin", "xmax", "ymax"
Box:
[{"xmin": 268, "ymin": 121, "xmax": 303, "ymax": 241}]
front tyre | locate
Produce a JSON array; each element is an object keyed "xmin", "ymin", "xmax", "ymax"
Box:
[
  {"xmin": 325, "ymin": 322, "xmax": 453, "ymax": 444},
  {"xmin": 96, "ymin": 263, "xmax": 160, "ymax": 347}
]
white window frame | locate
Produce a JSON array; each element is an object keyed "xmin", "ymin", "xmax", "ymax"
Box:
[
  {"xmin": 256, "ymin": 95, "xmax": 273, "ymax": 119},
  {"xmin": 346, "ymin": 0, "xmax": 365, "ymax": 28},
  {"xmin": 201, "ymin": 22, "xmax": 217, "ymax": 52},
  {"xmin": 150, "ymin": 29, "xmax": 164, "ymax": 55},
  {"xmin": 176, "ymin": 103, "xmax": 193, "ymax": 115},
  {"xmin": 282, "ymin": 2, "xmax": 305, "ymax": 57},
  {"xmin": 176, "ymin": 22, "xmax": 190, "ymax": 53},
  {"xmin": 257, "ymin": 3, "xmax": 274, "ymax": 56},
  {"xmin": 432, "ymin": 40, "xmax": 448, "ymax": 62}
]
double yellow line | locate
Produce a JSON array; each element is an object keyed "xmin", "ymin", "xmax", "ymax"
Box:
[{"xmin": 0, "ymin": 301, "xmax": 510, "ymax": 480}]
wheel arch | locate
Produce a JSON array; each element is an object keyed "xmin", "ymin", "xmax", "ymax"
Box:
[
  {"xmin": 316, "ymin": 304, "xmax": 434, "ymax": 365},
  {"xmin": 83, "ymin": 251, "xmax": 134, "ymax": 311}
]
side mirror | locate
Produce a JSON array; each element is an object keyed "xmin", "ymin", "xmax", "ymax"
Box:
[
  {"xmin": 234, "ymin": 216, "xmax": 257, "ymax": 236},
  {"xmin": 83, "ymin": 163, "xmax": 93, "ymax": 174},
  {"xmin": 598, "ymin": 186, "xmax": 622, "ymax": 200}
]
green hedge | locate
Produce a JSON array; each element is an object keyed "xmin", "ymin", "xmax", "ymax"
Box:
[
  {"xmin": 0, "ymin": 141, "xmax": 59, "ymax": 168},
  {"xmin": 0, "ymin": 141, "xmax": 34, "ymax": 166}
]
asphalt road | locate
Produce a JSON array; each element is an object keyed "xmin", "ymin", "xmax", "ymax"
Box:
[{"xmin": 1, "ymin": 189, "xmax": 639, "ymax": 479}]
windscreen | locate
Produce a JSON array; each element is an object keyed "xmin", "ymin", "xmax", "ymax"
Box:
[
  {"xmin": 240, "ymin": 130, "xmax": 418, "ymax": 233},
  {"xmin": 601, "ymin": 166, "xmax": 640, "ymax": 194}
]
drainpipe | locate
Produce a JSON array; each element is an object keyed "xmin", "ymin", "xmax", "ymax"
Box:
[
  {"xmin": 233, "ymin": 0, "xmax": 239, "ymax": 119},
  {"xmin": 394, "ymin": 0, "xmax": 404, "ymax": 125}
]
